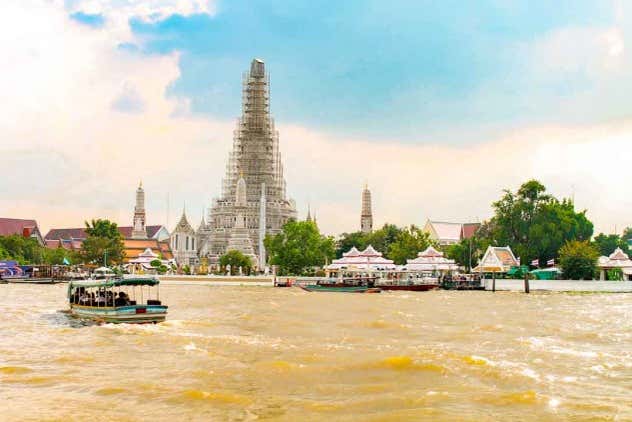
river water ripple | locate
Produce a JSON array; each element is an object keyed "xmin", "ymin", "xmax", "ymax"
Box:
[{"xmin": 1, "ymin": 284, "xmax": 630, "ymax": 421}]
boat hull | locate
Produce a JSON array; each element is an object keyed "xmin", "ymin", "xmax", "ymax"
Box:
[
  {"xmin": 300, "ymin": 285, "xmax": 381, "ymax": 293},
  {"xmin": 6, "ymin": 278, "xmax": 56, "ymax": 284},
  {"xmin": 70, "ymin": 304, "xmax": 168, "ymax": 323},
  {"xmin": 379, "ymin": 284, "xmax": 439, "ymax": 291}
]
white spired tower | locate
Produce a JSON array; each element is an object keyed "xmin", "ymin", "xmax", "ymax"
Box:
[
  {"xmin": 361, "ymin": 183, "xmax": 373, "ymax": 234},
  {"xmin": 131, "ymin": 181, "xmax": 147, "ymax": 239},
  {"xmin": 201, "ymin": 58, "xmax": 297, "ymax": 260}
]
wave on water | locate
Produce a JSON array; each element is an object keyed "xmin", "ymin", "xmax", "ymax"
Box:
[
  {"xmin": 369, "ymin": 356, "xmax": 447, "ymax": 373},
  {"xmin": 172, "ymin": 389, "xmax": 253, "ymax": 406},
  {"xmin": 0, "ymin": 366, "xmax": 32, "ymax": 374}
]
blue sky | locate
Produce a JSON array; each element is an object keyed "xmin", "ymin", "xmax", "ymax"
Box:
[{"xmin": 124, "ymin": 0, "xmax": 616, "ymax": 142}]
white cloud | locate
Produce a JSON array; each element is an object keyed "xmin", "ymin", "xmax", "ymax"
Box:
[
  {"xmin": 0, "ymin": 1, "xmax": 231, "ymax": 232},
  {"xmin": 281, "ymin": 122, "xmax": 632, "ymax": 236},
  {"xmin": 66, "ymin": 0, "xmax": 216, "ymax": 43}
]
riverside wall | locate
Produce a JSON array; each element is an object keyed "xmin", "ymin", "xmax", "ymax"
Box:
[{"xmin": 483, "ymin": 279, "xmax": 632, "ymax": 292}]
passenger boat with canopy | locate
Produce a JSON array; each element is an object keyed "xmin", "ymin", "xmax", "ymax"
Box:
[{"xmin": 67, "ymin": 277, "xmax": 167, "ymax": 323}]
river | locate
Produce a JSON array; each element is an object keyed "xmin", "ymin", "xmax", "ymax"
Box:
[{"xmin": 1, "ymin": 283, "xmax": 630, "ymax": 421}]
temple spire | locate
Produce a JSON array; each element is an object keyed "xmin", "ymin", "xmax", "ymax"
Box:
[
  {"xmin": 132, "ymin": 181, "xmax": 147, "ymax": 239},
  {"xmin": 361, "ymin": 183, "xmax": 373, "ymax": 234}
]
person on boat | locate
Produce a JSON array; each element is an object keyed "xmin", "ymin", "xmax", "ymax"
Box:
[
  {"xmin": 114, "ymin": 291, "xmax": 129, "ymax": 307},
  {"xmin": 95, "ymin": 291, "xmax": 106, "ymax": 306},
  {"xmin": 79, "ymin": 290, "xmax": 91, "ymax": 305}
]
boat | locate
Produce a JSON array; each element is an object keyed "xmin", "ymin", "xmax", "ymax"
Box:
[
  {"xmin": 274, "ymin": 277, "xmax": 293, "ymax": 287},
  {"xmin": 92, "ymin": 266, "xmax": 117, "ymax": 280},
  {"xmin": 377, "ymin": 282, "xmax": 439, "ymax": 291},
  {"xmin": 6, "ymin": 277, "xmax": 56, "ymax": 284},
  {"xmin": 299, "ymin": 284, "xmax": 381, "ymax": 293},
  {"xmin": 68, "ymin": 277, "xmax": 168, "ymax": 323},
  {"xmin": 440, "ymin": 274, "xmax": 484, "ymax": 290}
]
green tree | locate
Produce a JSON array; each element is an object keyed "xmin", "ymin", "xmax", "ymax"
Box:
[
  {"xmin": 80, "ymin": 219, "xmax": 124, "ymax": 265},
  {"xmin": 593, "ymin": 233, "xmax": 629, "ymax": 257},
  {"xmin": 367, "ymin": 224, "xmax": 401, "ymax": 256},
  {"xmin": 559, "ymin": 240, "xmax": 599, "ymax": 280},
  {"xmin": 446, "ymin": 235, "xmax": 488, "ymax": 272},
  {"xmin": 387, "ymin": 225, "xmax": 434, "ymax": 265},
  {"xmin": 219, "ymin": 250, "xmax": 253, "ymax": 275},
  {"xmin": 335, "ymin": 224, "xmax": 403, "ymax": 258},
  {"xmin": 622, "ymin": 227, "xmax": 632, "ymax": 242},
  {"xmin": 265, "ymin": 220, "xmax": 335, "ymax": 275},
  {"xmin": 42, "ymin": 246, "xmax": 74, "ymax": 265},
  {"xmin": 0, "ymin": 235, "xmax": 45, "ymax": 264},
  {"xmin": 335, "ymin": 231, "xmax": 368, "ymax": 258},
  {"xmin": 85, "ymin": 219, "xmax": 121, "ymax": 239},
  {"xmin": 479, "ymin": 180, "xmax": 593, "ymax": 265}
]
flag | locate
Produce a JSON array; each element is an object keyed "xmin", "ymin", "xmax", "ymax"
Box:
[
  {"xmin": 547, "ymin": 258, "xmax": 555, "ymax": 266},
  {"xmin": 531, "ymin": 258, "xmax": 539, "ymax": 266}
]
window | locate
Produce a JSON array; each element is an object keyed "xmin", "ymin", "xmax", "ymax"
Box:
[{"xmin": 186, "ymin": 236, "xmax": 189, "ymax": 250}]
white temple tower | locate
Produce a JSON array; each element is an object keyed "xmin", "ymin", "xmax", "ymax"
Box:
[
  {"xmin": 131, "ymin": 181, "xmax": 147, "ymax": 239},
  {"xmin": 199, "ymin": 58, "xmax": 297, "ymax": 260},
  {"xmin": 361, "ymin": 183, "xmax": 373, "ymax": 234}
]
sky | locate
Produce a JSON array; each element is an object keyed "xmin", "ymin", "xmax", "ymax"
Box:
[{"xmin": 2, "ymin": 0, "xmax": 632, "ymax": 237}]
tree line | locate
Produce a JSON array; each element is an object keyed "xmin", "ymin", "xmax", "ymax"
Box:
[{"xmin": 3, "ymin": 180, "xmax": 629, "ymax": 279}]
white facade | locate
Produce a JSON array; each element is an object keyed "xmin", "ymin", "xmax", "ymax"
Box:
[{"xmin": 170, "ymin": 211, "xmax": 197, "ymax": 267}]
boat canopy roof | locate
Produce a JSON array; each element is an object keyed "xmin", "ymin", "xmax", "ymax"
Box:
[{"xmin": 70, "ymin": 277, "xmax": 159, "ymax": 289}]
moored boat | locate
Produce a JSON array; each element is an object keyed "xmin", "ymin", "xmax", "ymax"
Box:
[
  {"xmin": 6, "ymin": 277, "xmax": 56, "ymax": 284},
  {"xmin": 299, "ymin": 284, "xmax": 381, "ymax": 293},
  {"xmin": 68, "ymin": 277, "xmax": 168, "ymax": 323},
  {"xmin": 378, "ymin": 282, "xmax": 439, "ymax": 291}
]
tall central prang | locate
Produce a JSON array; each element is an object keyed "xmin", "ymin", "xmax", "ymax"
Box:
[{"xmin": 198, "ymin": 59, "xmax": 297, "ymax": 267}]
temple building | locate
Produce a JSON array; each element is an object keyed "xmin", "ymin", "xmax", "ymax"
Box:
[
  {"xmin": 473, "ymin": 246, "xmax": 519, "ymax": 273},
  {"xmin": 361, "ymin": 183, "xmax": 373, "ymax": 233},
  {"xmin": 198, "ymin": 58, "xmax": 297, "ymax": 265},
  {"xmin": 170, "ymin": 210, "xmax": 198, "ymax": 267}
]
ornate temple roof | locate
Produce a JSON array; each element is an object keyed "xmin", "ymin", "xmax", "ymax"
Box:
[
  {"xmin": 598, "ymin": 247, "xmax": 632, "ymax": 270},
  {"xmin": 473, "ymin": 246, "xmax": 518, "ymax": 273},
  {"xmin": 173, "ymin": 210, "xmax": 194, "ymax": 235}
]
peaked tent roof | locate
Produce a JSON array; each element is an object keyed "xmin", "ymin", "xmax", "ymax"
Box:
[
  {"xmin": 404, "ymin": 246, "xmax": 458, "ymax": 271},
  {"xmin": 328, "ymin": 245, "xmax": 395, "ymax": 271}
]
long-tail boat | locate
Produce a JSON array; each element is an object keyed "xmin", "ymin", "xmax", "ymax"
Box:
[
  {"xmin": 67, "ymin": 277, "xmax": 168, "ymax": 323},
  {"xmin": 299, "ymin": 284, "xmax": 381, "ymax": 293}
]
